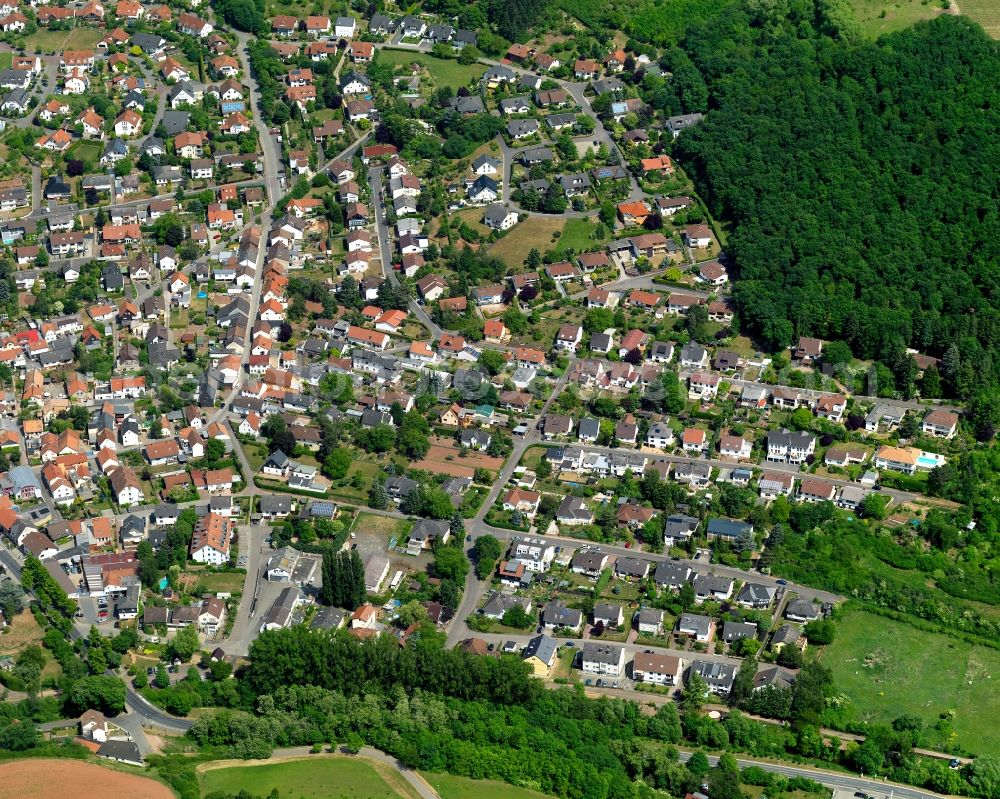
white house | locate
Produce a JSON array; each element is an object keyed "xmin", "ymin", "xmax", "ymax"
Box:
[
  {"xmin": 483, "ymin": 204, "xmax": 519, "ymax": 231},
  {"xmin": 334, "ymin": 16, "xmax": 356, "ymax": 37},
  {"xmin": 632, "ymin": 652, "xmax": 681, "ymax": 686},
  {"xmin": 580, "ymin": 642, "xmax": 626, "ymax": 677},
  {"xmin": 189, "ymin": 512, "xmax": 233, "ymax": 565}
]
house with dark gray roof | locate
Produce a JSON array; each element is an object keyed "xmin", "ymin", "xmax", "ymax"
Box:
[
  {"xmin": 581, "ymin": 641, "xmax": 626, "ymax": 676},
  {"xmin": 449, "ymin": 95, "xmax": 485, "ymax": 114},
  {"xmin": 522, "ymin": 633, "xmax": 558, "ymax": 674},
  {"xmin": 542, "ymin": 601, "xmax": 582, "ymax": 632},
  {"xmin": 678, "ymin": 613, "xmax": 714, "ymax": 642},
  {"xmin": 722, "ymin": 620, "xmax": 757, "ymax": 643},
  {"xmin": 507, "ymin": 118, "xmax": 539, "ymax": 139},
  {"xmin": 131, "ymin": 32, "xmax": 166, "ymax": 56},
  {"xmin": 259, "ymin": 494, "xmax": 293, "ymax": 518},
  {"xmin": 519, "ymin": 147, "xmax": 553, "ymax": 165},
  {"xmin": 406, "ymin": 518, "xmax": 450, "ymax": 555},
  {"xmin": 570, "ymin": 549, "xmax": 608, "ymax": 577},
  {"xmin": 577, "ymin": 417, "xmax": 601, "ymax": 443},
  {"xmin": 692, "ymin": 573, "xmax": 734, "ymax": 603},
  {"xmin": 736, "ymin": 582, "xmax": 777, "ymax": 609},
  {"xmin": 770, "ymin": 624, "xmax": 803, "ymax": 652},
  {"xmin": 753, "ymin": 664, "xmax": 796, "ymax": 691},
  {"xmin": 785, "ymin": 599, "xmax": 821, "ymax": 622},
  {"xmin": 312, "ymin": 606, "xmax": 348, "ymax": 630},
  {"xmin": 666, "ymin": 113, "xmax": 704, "ymax": 137},
  {"xmin": 97, "ymin": 739, "xmax": 143, "ymax": 766},
  {"xmin": 615, "ymin": 556, "xmax": 650, "ymax": 580},
  {"xmin": 689, "ymin": 660, "xmax": 736, "ymax": 695},
  {"xmin": 161, "ymin": 110, "xmax": 190, "ymax": 136},
  {"xmin": 653, "ymin": 560, "xmax": 691, "ymax": 589},
  {"xmin": 593, "ymin": 602, "xmax": 624, "ymax": 628},
  {"xmin": 481, "ymin": 591, "xmax": 532, "ymax": 620},
  {"xmin": 664, "ymin": 513, "xmax": 699, "ymax": 544},
  {"xmin": 592, "ymin": 77, "xmax": 625, "ymax": 95},
  {"xmin": 556, "ymin": 496, "xmax": 593, "ymax": 526}
]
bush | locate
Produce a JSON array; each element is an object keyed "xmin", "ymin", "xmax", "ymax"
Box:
[{"xmin": 803, "ymin": 619, "xmax": 835, "ymax": 645}]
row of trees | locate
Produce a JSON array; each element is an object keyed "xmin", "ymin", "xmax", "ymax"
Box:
[
  {"xmin": 245, "ymin": 627, "xmax": 535, "ymax": 705},
  {"xmin": 320, "ymin": 550, "xmax": 366, "ymax": 610}
]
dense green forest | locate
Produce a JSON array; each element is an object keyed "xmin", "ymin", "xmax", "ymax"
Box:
[{"xmin": 673, "ymin": 13, "xmax": 1000, "ymax": 403}]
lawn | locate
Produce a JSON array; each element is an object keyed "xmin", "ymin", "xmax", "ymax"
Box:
[
  {"xmin": 169, "ymin": 308, "xmax": 189, "ymax": 329},
  {"xmin": 377, "ymin": 50, "xmax": 486, "ymax": 89},
  {"xmin": 21, "ymin": 27, "xmax": 104, "ymax": 53},
  {"xmin": 0, "ymin": 610, "xmax": 45, "ymax": 656},
  {"xmin": 200, "ymin": 757, "xmax": 421, "ymax": 799},
  {"xmin": 453, "ymin": 207, "xmax": 491, "ymax": 238},
  {"xmin": 489, "ymin": 216, "xmax": 566, "ymax": 268},
  {"xmin": 960, "ymin": 0, "xmax": 1000, "ymax": 36},
  {"xmin": 243, "ymin": 442, "xmax": 269, "ymax": 473},
  {"xmin": 188, "ymin": 570, "xmax": 245, "ymax": 595},
  {"xmin": 508, "ymin": 303, "xmax": 580, "ymax": 348},
  {"xmin": 66, "ymin": 140, "xmax": 101, "ymax": 166},
  {"xmin": 351, "ymin": 511, "xmax": 411, "ymax": 543},
  {"xmin": 421, "ymin": 772, "xmax": 555, "ymax": 799},
  {"xmin": 327, "ymin": 458, "xmax": 380, "ymax": 504},
  {"xmin": 820, "ymin": 609, "xmax": 1000, "ymax": 756},
  {"xmin": 0, "ymin": 53, "xmax": 11, "ymax": 71},
  {"xmin": 551, "ymin": 217, "xmax": 610, "ymax": 257},
  {"xmin": 846, "ymin": 0, "xmax": 948, "ymax": 36}
]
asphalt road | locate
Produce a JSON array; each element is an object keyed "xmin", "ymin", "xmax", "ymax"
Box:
[
  {"xmin": 124, "ymin": 683, "xmax": 194, "ymax": 733},
  {"xmin": 678, "ymin": 751, "xmax": 949, "ymax": 799},
  {"xmin": 217, "ymin": 524, "xmax": 279, "ymax": 656},
  {"xmin": 368, "ymin": 166, "xmax": 443, "ymax": 339},
  {"xmin": 446, "ymin": 421, "xmax": 846, "ymax": 648}
]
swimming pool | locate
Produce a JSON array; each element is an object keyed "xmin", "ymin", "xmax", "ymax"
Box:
[{"xmin": 916, "ymin": 452, "xmax": 946, "ymax": 469}]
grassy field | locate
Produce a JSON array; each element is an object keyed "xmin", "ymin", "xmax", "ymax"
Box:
[
  {"xmin": 489, "ymin": 215, "xmax": 566, "ymax": 267},
  {"xmin": 0, "ymin": 611, "xmax": 61, "ymax": 679},
  {"xmin": 960, "ymin": 0, "xmax": 1000, "ymax": 36},
  {"xmin": 266, "ymin": 0, "xmax": 349, "ymax": 19},
  {"xmin": 453, "ymin": 207, "xmax": 491, "ymax": 238},
  {"xmin": 421, "ymin": 772, "xmax": 556, "ymax": 799},
  {"xmin": 200, "ymin": 757, "xmax": 421, "ymax": 799},
  {"xmin": 551, "ymin": 217, "xmax": 609, "ymax": 256},
  {"xmin": 846, "ymin": 0, "xmax": 948, "ymax": 36},
  {"xmin": 20, "ymin": 27, "xmax": 104, "ymax": 53},
  {"xmin": 377, "ymin": 50, "xmax": 486, "ymax": 89},
  {"xmin": 820, "ymin": 609, "xmax": 1000, "ymax": 756}
]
